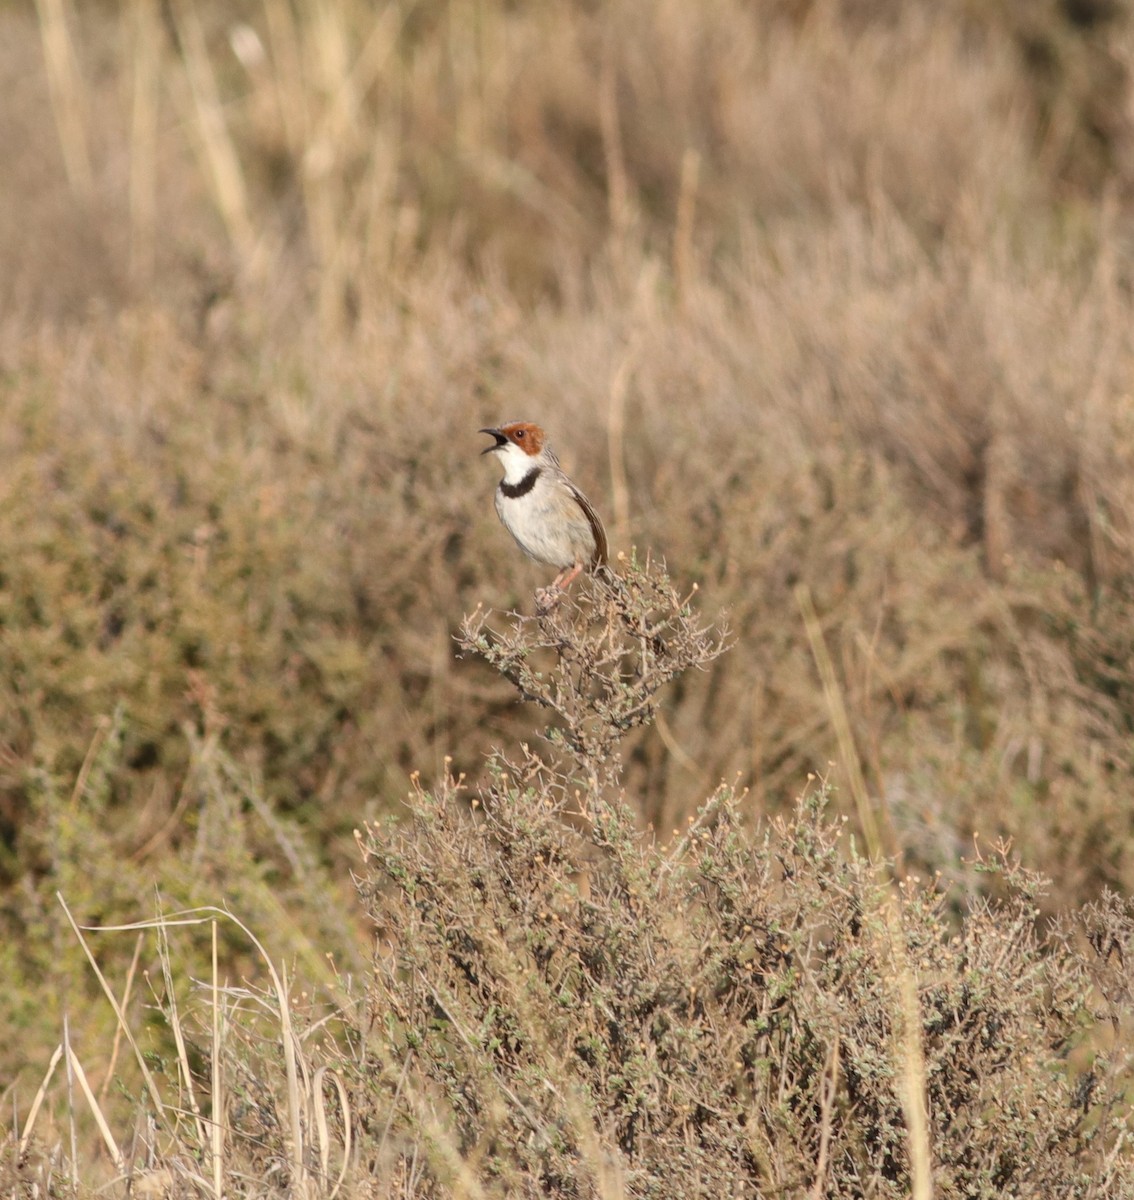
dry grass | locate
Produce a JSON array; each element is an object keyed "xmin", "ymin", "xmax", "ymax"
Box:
[
  {"xmin": 5, "ymin": 0, "xmax": 1134, "ymax": 1192},
  {"xmin": 10, "ymin": 898, "xmax": 354, "ymax": 1197}
]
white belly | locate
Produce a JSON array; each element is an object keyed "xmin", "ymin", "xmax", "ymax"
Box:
[{"xmin": 495, "ymin": 477, "xmax": 597, "ymax": 569}]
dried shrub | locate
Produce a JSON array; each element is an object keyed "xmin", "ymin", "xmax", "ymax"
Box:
[{"xmin": 357, "ymin": 564, "xmax": 1134, "ymax": 1197}]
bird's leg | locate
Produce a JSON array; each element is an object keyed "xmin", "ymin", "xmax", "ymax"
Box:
[{"xmin": 554, "ymin": 562, "xmax": 585, "ymax": 590}]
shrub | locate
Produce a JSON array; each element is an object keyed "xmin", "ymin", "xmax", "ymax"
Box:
[{"xmin": 356, "ymin": 563, "xmax": 1134, "ymax": 1197}]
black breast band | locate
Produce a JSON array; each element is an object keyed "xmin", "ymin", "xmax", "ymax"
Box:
[{"xmin": 500, "ymin": 468, "xmax": 541, "ymax": 498}]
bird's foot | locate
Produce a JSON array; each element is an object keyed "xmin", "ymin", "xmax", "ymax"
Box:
[{"xmin": 535, "ymin": 586, "xmax": 564, "ymax": 612}]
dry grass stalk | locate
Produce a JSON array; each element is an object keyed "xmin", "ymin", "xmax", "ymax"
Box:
[
  {"xmin": 166, "ymin": 0, "xmax": 255, "ymax": 264},
  {"xmin": 799, "ymin": 584, "xmax": 932, "ymax": 1199},
  {"xmin": 32, "ymin": 0, "xmax": 92, "ymax": 197}
]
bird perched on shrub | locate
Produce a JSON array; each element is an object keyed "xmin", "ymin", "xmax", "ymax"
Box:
[{"xmin": 480, "ymin": 421, "xmax": 608, "ymax": 608}]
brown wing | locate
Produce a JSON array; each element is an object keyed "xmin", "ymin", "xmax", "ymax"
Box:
[{"xmin": 568, "ymin": 480, "xmax": 609, "ymax": 567}]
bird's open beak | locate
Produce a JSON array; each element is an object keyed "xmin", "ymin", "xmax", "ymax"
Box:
[{"xmin": 479, "ymin": 427, "xmax": 507, "ymax": 454}]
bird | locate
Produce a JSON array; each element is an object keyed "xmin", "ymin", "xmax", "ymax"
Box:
[{"xmin": 480, "ymin": 421, "xmax": 608, "ymax": 607}]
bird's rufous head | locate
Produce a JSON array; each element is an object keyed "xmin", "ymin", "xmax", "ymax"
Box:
[{"xmin": 479, "ymin": 421, "xmax": 547, "ymax": 458}]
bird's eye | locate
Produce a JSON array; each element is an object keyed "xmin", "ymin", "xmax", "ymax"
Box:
[{"xmin": 515, "ymin": 429, "xmax": 525, "ymax": 439}]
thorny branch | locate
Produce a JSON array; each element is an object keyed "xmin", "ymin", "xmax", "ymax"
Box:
[{"xmin": 459, "ymin": 557, "xmax": 729, "ymax": 794}]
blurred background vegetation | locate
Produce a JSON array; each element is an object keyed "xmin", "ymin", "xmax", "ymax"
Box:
[{"xmin": 5, "ymin": 0, "xmax": 1134, "ymax": 1161}]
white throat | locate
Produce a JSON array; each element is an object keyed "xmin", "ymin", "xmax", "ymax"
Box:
[{"xmin": 496, "ymin": 441, "xmax": 541, "ymax": 484}]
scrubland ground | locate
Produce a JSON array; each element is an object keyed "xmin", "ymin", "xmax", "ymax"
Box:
[{"xmin": 4, "ymin": 0, "xmax": 1134, "ymax": 1195}]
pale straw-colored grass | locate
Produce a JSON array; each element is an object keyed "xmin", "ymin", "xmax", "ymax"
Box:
[{"xmin": 15, "ymin": 896, "xmax": 352, "ymax": 1196}]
